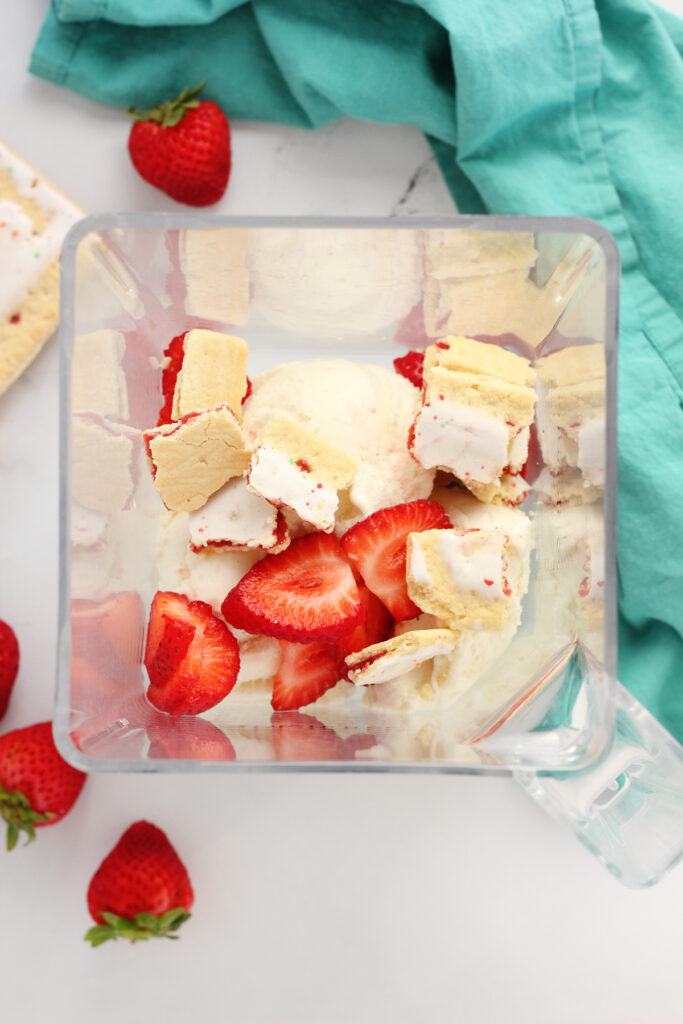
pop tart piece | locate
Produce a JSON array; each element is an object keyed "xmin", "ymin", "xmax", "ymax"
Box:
[
  {"xmin": 247, "ymin": 415, "xmax": 357, "ymax": 533},
  {"xmin": 411, "ymin": 369, "xmax": 534, "ymax": 485},
  {"xmin": 411, "ymin": 393, "xmax": 510, "ymax": 484},
  {"xmin": 411, "ymin": 337, "xmax": 536, "ymax": 491},
  {"xmin": 421, "ymin": 233, "xmax": 593, "ymax": 349},
  {"xmin": 576, "ymin": 505, "xmax": 606, "ymax": 643},
  {"xmin": 71, "ymin": 412, "xmax": 136, "ymax": 513},
  {"xmin": 345, "ymin": 628, "xmax": 458, "ymax": 686},
  {"xmin": 424, "ymin": 230, "xmax": 538, "ymax": 282},
  {"xmin": 144, "ymin": 404, "xmax": 251, "ymax": 512},
  {"xmin": 188, "ymin": 475, "xmax": 289, "ymax": 554},
  {"xmin": 0, "ymin": 139, "xmax": 81, "ymax": 396},
  {"xmin": 70, "ymin": 502, "xmax": 109, "ymax": 549},
  {"xmin": 179, "ymin": 227, "xmax": 249, "ymax": 326},
  {"xmin": 423, "ymin": 334, "xmax": 535, "ymax": 389},
  {"xmin": 534, "ymin": 344, "xmax": 606, "ymax": 486},
  {"xmin": 172, "ymin": 329, "xmax": 248, "ymax": 421},
  {"xmin": 72, "ymin": 329, "xmax": 129, "ymax": 421},
  {"xmin": 533, "ymin": 466, "xmax": 602, "ymax": 507},
  {"xmin": 406, "ymin": 527, "xmax": 513, "ymax": 630},
  {"xmin": 247, "ymin": 447, "xmax": 337, "ymax": 533},
  {"xmin": 466, "ymin": 472, "xmax": 529, "ymax": 508},
  {"xmin": 535, "ymin": 343, "xmax": 604, "ymax": 389},
  {"xmin": 507, "ymin": 425, "xmax": 531, "ymax": 474}
]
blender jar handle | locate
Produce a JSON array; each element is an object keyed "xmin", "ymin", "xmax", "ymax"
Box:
[{"xmin": 514, "ymin": 681, "xmax": 683, "ymax": 888}]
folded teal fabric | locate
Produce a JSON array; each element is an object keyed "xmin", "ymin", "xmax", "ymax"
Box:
[{"xmin": 30, "ymin": 0, "xmax": 683, "ymax": 743}]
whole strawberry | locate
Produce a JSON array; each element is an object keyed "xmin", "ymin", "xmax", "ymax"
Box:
[
  {"xmin": 0, "ymin": 721, "xmax": 86, "ymax": 850},
  {"xmin": 0, "ymin": 620, "xmax": 20, "ymax": 721},
  {"xmin": 85, "ymin": 820, "xmax": 194, "ymax": 946},
  {"xmin": 128, "ymin": 82, "xmax": 231, "ymax": 207}
]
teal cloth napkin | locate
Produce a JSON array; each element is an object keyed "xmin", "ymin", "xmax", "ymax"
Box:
[{"xmin": 30, "ymin": 0, "xmax": 683, "ymax": 742}]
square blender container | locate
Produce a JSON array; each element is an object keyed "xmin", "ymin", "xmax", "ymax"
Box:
[{"xmin": 57, "ymin": 215, "xmax": 683, "ymax": 886}]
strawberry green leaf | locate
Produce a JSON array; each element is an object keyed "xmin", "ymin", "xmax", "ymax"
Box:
[
  {"xmin": 134, "ymin": 912, "xmax": 158, "ymax": 930},
  {"xmin": 84, "ymin": 925, "xmax": 116, "ymax": 948},
  {"xmin": 100, "ymin": 912, "xmax": 122, "ymax": 927},
  {"xmin": 0, "ymin": 783, "xmax": 55, "ymax": 850},
  {"xmin": 128, "ymin": 82, "xmax": 206, "ymax": 128},
  {"xmin": 85, "ymin": 908, "xmax": 191, "ymax": 946},
  {"xmin": 158, "ymin": 908, "xmax": 192, "ymax": 932},
  {"xmin": 6, "ymin": 821, "xmax": 18, "ymax": 852}
]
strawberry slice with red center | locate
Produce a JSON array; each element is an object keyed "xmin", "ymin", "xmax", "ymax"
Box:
[
  {"xmin": 341, "ymin": 500, "xmax": 451, "ymax": 621},
  {"xmin": 270, "ymin": 583, "xmax": 391, "ymax": 709},
  {"xmin": 144, "ymin": 591, "xmax": 240, "ymax": 715},
  {"xmin": 149, "ymin": 617, "xmax": 196, "ymax": 687},
  {"xmin": 157, "ymin": 332, "xmax": 188, "ymax": 426},
  {"xmin": 271, "ymin": 640, "xmax": 343, "ymax": 711},
  {"xmin": 221, "ymin": 532, "xmax": 364, "ymax": 643},
  {"xmin": 393, "ymin": 349, "xmax": 425, "ymax": 390}
]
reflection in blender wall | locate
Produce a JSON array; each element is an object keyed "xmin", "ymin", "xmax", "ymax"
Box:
[{"xmin": 64, "ymin": 222, "xmax": 612, "ymax": 769}]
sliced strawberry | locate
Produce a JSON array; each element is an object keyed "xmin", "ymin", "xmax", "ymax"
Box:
[
  {"xmin": 157, "ymin": 332, "xmax": 187, "ymax": 426},
  {"xmin": 74, "ymin": 694, "xmax": 237, "ymax": 761},
  {"xmin": 221, "ymin": 532, "xmax": 364, "ymax": 643},
  {"xmin": 148, "ymin": 617, "xmax": 195, "ymax": 687},
  {"xmin": 337, "ymin": 583, "xmax": 394, "ymax": 672},
  {"xmin": 70, "ymin": 657, "xmax": 145, "ymax": 719},
  {"xmin": 271, "ymin": 640, "xmax": 343, "ymax": 711},
  {"xmin": 70, "ymin": 593, "xmax": 146, "ymax": 712},
  {"xmin": 271, "ymin": 711, "xmax": 344, "ymax": 760},
  {"xmin": 190, "ymin": 509, "xmax": 289, "ymax": 555},
  {"xmin": 144, "ymin": 591, "xmax": 240, "ymax": 716},
  {"xmin": 341, "ymin": 500, "xmax": 451, "ymax": 620},
  {"xmin": 70, "ymin": 655, "xmax": 115, "ymax": 701},
  {"xmin": 94, "ymin": 592, "xmax": 146, "ymax": 665},
  {"xmin": 147, "ymin": 715, "xmax": 236, "ymax": 761},
  {"xmin": 393, "ymin": 349, "xmax": 425, "ymax": 390},
  {"xmin": 243, "ymin": 376, "xmax": 252, "ymax": 404},
  {"xmin": 72, "ymin": 592, "xmax": 145, "ymax": 670},
  {"xmin": 271, "ymin": 711, "xmax": 376, "ymax": 761}
]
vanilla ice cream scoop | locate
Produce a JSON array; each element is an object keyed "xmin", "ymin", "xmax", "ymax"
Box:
[
  {"xmin": 247, "ymin": 228, "xmax": 422, "ymax": 336},
  {"xmin": 242, "ymin": 359, "xmax": 434, "ymax": 531}
]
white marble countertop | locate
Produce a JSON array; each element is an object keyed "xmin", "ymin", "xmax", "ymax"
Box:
[{"xmin": 1, "ymin": 3, "xmax": 682, "ymax": 1023}]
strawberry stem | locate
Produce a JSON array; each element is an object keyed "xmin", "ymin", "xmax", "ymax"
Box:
[
  {"xmin": 128, "ymin": 82, "xmax": 206, "ymax": 128},
  {"xmin": 84, "ymin": 908, "xmax": 191, "ymax": 947},
  {"xmin": 0, "ymin": 783, "xmax": 55, "ymax": 850}
]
